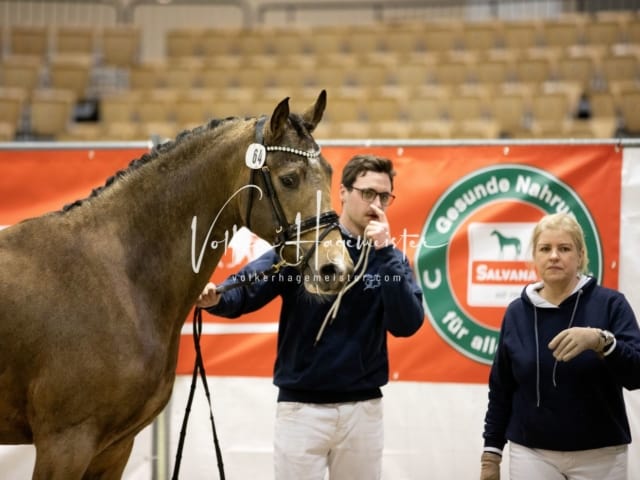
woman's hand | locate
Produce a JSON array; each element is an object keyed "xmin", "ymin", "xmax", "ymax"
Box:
[{"xmin": 549, "ymin": 327, "xmax": 600, "ymax": 361}]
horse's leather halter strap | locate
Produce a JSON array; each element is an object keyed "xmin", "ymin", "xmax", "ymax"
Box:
[
  {"xmin": 245, "ymin": 116, "xmax": 270, "ymax": 232},
  {"xmin": 222, "ymin": 116, "xmax": 339, "ymax": 294},
  {"xmin": 246, "ymin": 115, "xmax": 338, "ymax": 244}
]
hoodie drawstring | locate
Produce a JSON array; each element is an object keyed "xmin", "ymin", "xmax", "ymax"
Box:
[{"xmin": 536, "ymin": 289, "xmax": 584, "ymax": 407}]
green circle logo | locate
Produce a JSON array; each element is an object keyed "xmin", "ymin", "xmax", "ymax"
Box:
[{"xmin": 415, "ymin": 164, "xmax": 602, "ymax": 364}]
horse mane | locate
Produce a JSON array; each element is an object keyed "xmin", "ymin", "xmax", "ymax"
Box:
[
  {"xmin": 59, "ymin": 110, "xmax": 316, "ymax": 213},
  {"xmin": 60, "ymin": 117, "xmax": 234, "ymax": 212}
]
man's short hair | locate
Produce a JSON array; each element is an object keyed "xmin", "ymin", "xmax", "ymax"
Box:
[{"xmin": 341, "ymin": 154, "xmax": 396, "ymax": 190}]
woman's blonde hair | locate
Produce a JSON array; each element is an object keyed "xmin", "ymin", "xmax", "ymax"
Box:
[{"xmin": 530, "ymin": 213, "xmax": 589, "ymax": 274}]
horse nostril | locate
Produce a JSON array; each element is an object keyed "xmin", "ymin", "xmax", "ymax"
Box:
[
  {"xmin": 309, "ymin": 262, "xmax": 349, "ymax": 294},
  {"xmin": 319, "ymin": 264, "xmax": 338, "ymax": 279}
]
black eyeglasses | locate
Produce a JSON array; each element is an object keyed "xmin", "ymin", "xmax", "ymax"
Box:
[{"xmin": 350, "ymin": 186, "xmax": 396, "ymax": 207}]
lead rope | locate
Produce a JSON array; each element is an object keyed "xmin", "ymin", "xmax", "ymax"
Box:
[
  {"xmin": 172, "ymin": 307, "xmax": 225, "ymax": 480},
  {"xmin": 314, "ymin": 240, "xmax": 372, "ymax": 345}
]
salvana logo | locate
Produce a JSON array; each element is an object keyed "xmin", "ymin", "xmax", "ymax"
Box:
[{"xmin": 415, "ymin": 164, "xmax": 602, "ymax": 365}]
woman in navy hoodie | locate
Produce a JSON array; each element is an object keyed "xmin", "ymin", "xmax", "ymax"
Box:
[{"xmin": 480, "ymin": 213, "xmax": 640, "ymax": 480}]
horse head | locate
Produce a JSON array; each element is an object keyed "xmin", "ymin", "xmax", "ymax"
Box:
[{"xmin": 240, "ymin": 90, "xmax": 353, "ymax": 295}]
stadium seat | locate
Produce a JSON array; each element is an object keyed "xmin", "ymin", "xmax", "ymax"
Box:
[
  {"xmin": 174, "ymin": 89, "xmax": 216, "ymax": 129},
  {"xmin": 100, "ymin": 90, "xmax": 142, "ymax": 124},
  {"xmin": 529, "ymin": 91, "xmax": 572, "ymax": 135},
  {"xmin": 541, "ymin": 17, "xmax": 585, "ymax": 49},
  {"xmin": 165, "ymin": 57, "xmax": 205, "ymax": 89},
  {"xmin": 404, "ymin": 95, "xmax": 448, "ymax": 124},
  {"xmin": 423, "ymin": 20, "xmax": 463, "ymax": 53},
  {"xmin": 0, "ymin": 55, "xmax": 43, "ymax": 93},
  {"xmin": 9, "ymin": 26, "xmax": 49, "ymax": 58},
  {"xmin": 584, "ymin": 17, "xmax": 626, "ymax": 46},
  {"xmin": 0, "ymin": 86, "xmax": 27, "ymax": 138},
  {"xmin": 166, "ymin": 28, "xmax": 205, "ymax": 58},
  {"xmin": 0, "ymin": 122, "xmax": 16, "ymax": 141},
  {"xmin": 136, "ymin": 88, "xmax": 180, "ymax": 123},
  {"xmin": 470, "ymin": 58, "xmax": 515, "ymax": 85},
  {"xmin": 129, "ymin": 61, "xmax": 168, "ymax": 89},
  {"xmin": 412, "ymin": 119, "xmax": 453, "ymax": 139},
  {"xmin": 54, "ymin": 26, "xmax": 96, "ymax": 57},
  {"xmin": 450, "ymin": 118, "xmax": 500, "ymax": 139},
  {"xmin": 514, "ymin": 57, "xmax": 554, "ymax": 84},
  {"xmin": 460, "ymin": 20, "xmax": 503, "ymax": 53},
  {"xmin": 488, "ymin": 92, "xmax": 531, "ymax": 138},
  {"xmin": 432, "ymin": 59, "xmax": 473, "ymax": 87},
  {"xmin": 446, "ymin": 94, "xmax": 488, "ymax": 123},
  {"xmin": 555, "ymin": 55, "xmax": 599, "ymax": 90},
  {"xmin": 618, "ymin": 90, "xmax": 640, "ymax": 134},
  {"xmin": 600, "ymin": 53, "xmax": 639, "ymax": 86},
  {"xmin": 501, "ymin": 20, "xmax": 542, "ymax": 51},
  {"xmin": 29, "ymin": 88, "xmax": 76, "ymax": 138},
  {"xmin": 48, "ymin": 54, "xmax": 93, "ymax": 98},
  {"xmin": 101, "ymin": 26, "xmax": 141, "ymax": 67},
  {"xmin": 102, "ymin": 121, "xmax": 144, "ymax": 141}
]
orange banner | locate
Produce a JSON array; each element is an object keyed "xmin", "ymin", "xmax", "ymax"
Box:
[
  {"xmin": 0, "ymin": 148, "xmax": 148, "ymax": 224},
  {"xmin": 0, "ymin": 144, "xmax": 621, "ymax": 384},
  {"xmin": 179, "ymin": 144, "xmax": 621, "ymax": 383}
]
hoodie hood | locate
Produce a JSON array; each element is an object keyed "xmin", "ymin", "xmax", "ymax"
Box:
[{"xmin": 525, "ymin": 274, "xmax": 592, "ymax": 308}]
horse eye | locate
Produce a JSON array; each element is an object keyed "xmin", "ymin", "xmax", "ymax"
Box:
[{"xmin": 279, "ymin": 174, "xmax": 299, "ymax": 189}]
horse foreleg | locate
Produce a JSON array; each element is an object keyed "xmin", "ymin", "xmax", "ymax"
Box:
[
  {"xmin": 32, "ymin": 429, "xmax": 98, "ymax": 480},
  {"xmin": 83, "ymin": 436, "xmax": 134, "ymax": 480},
  {"xmin": 32, "ymin": 432, "xmax": 134, "ymax": 480}
]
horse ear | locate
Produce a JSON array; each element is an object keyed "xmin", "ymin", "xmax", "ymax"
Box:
[
  {"xmin": 269, "ymin": 97, "xmax": 290, "ymax": 141},
  {"xmin": 302, "ymin": 90, "xmax": 327, "ymax": 133}
]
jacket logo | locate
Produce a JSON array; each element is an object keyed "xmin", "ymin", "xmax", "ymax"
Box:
[{"xmin": 362, "ymin": 273, "xmax": 382, "ymax": 291}]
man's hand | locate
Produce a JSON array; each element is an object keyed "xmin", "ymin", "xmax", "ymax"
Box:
[
  {"xmin": 364, "ymin": 204, "xmax": 391, "ymax": 250},
  {"xmin": 196, "ymin": 282, "xmax": 221, "ymax": 308},
  {"xmin": 480, "ymin": 452, "xmax": 500, "ymax": 480},
  {"xmin": 549, "ymin": 327, "xmax": 600, "ymax": 361}
]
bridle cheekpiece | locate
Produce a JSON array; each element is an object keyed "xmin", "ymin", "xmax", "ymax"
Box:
[{"xmin": 243, "ymin": 115, "xmax": 339, "ymax": 268}]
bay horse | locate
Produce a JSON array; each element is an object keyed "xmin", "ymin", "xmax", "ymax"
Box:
[{"xmin": 0, "ymin": 90, "xmax": 353, "ymax": 479}]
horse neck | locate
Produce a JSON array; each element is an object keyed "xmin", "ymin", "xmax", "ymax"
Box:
[{"xmin": 86, "ymin": 125, "xmax": 250, "ymax": 321}]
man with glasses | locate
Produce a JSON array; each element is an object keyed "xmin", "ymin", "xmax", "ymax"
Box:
[{"xmin": 196, "ymin": 154, "xmax": 424, "ymax": 480}]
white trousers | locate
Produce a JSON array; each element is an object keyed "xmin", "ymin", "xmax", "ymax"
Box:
[
  {"xmin": 510, "ymin": 442, "xmax": 628, "ymax": 480},
  {"xmin": 273, "ymin": 399, "xmax": 384, "ymax": 480}
]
